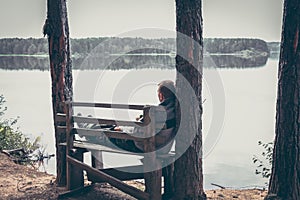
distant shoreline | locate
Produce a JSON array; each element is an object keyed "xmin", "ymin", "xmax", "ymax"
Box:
[
  {"xmin": 0, "ymin": 37, "xmax": 278, "ymax": 55},
  {"xmin": 0, "ymin": 37, "xmax": 279, "ymax": 70}
]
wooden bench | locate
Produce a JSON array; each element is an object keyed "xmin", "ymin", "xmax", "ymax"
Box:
[{"xmin": 56, "ymin": 101, "xmax": 175, "ymax": 200}]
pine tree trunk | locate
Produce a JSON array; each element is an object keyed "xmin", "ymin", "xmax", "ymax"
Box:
[
  {"xmin": 266, "ymin": 0, "xmax": 300, "ymax": 199},
  {"xmin": 44, "ymin": 0, "xmax": 73, "ymax": 186},
  {"xmin": 174, "ymin": 0, "xmax": 206, "ymax": 199}
]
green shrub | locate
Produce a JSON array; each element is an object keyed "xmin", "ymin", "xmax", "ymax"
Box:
[{"xmin": 0, "ymin": 94, "xmax": 40, "ymax": 152}]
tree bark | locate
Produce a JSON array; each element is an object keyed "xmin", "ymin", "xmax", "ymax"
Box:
[
  {"xmin": 266, "ymin": 0, "xmax": 300, "ymax": 199},
  {"xmin": 44, "ymin": 0, "xmax": 73, "ymax": 186},
  {"xmin": 174, "ymin": 0, "xmax": 206, "ymax": 199}
]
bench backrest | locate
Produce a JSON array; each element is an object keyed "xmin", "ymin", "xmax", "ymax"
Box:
[{"xmin": 55, "ymin": 101, "xmax": 174, "ymax": 154}]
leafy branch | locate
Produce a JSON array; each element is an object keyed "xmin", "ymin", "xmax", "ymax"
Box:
[{"xmin": 253, "ymin": 140, "xmax": 274, "ymax": 180}]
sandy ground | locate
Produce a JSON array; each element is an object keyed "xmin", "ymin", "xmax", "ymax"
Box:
[{"xmin": 0, "ymin": 153, "xmax": 267, "ymax": 200}]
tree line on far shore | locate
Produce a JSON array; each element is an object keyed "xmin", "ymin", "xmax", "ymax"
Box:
[{"xmin": 0, "ymin": 37, "xmax": 276, "ymax": 56}]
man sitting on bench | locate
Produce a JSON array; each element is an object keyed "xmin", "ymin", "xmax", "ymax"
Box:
[{"xmin": 110, "ymin": 80, "xmax": 176, "ymax": 154}]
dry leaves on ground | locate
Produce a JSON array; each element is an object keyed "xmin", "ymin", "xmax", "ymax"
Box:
[{"xmin": 0, "ymin": 153, "xmax": 267, "ymax": 200}]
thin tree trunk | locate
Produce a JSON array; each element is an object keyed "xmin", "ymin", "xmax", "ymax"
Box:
[
  {"xmin": 44, "ymin": 0, "xmax": 73, "ymax": 186},
  {"xmin": 266, "ymin": 0, "xmax": 300, "ymax": 199},
  {"xmin": 174, "ymin": 0, "xmax": 206, "ymax": 199}
]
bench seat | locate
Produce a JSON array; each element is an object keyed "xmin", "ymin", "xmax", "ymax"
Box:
[{"xmin": 60, "ymin": 140, "xmax": 175, "ymax": 158}]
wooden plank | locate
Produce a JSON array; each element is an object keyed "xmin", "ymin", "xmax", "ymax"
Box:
[
  {"xmin": 72, "ymin": 141, "xmax": 143, "ymax": 156},
  {"xmin": 67, "ymin": 156, "xmax": 150, "ymax": 200},
  {"xmin": 73, "ymin": 116, "xmax": 143, "ymax": 127},
  {"xmin": 143, "ymin": 106, "xmax": 162, "ymax": 200},
  {"xmin": 66, "ymin": 101, "xmax": 74, "ymax": 190},
  {"xmin": 56, "ymin": 113, "xmax": 66, "ymax": 122},
  {"xmin": 88, "ymin": 165, "xmax": 144, "ymax": 182},
  {"xmin": 74, "ymin": 128, "xmax": 144, "ymax": 141},
  {"xmin": 72, "ymin": 102, "xmax": 146, "ymax": 110},
  {"xmin": 60, "ymin": 141, "xmax": 174, "ymax": 158}
]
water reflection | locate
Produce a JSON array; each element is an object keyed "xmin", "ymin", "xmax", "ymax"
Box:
[
  {"xmin": 0, "ymin": 56, "xmax": 49, "ymax": 71},
  {"xmin": 206, "ymin": 55, "xmax": 268, "ymax": 69},
  {"xmin": 0, "ymin": 54, "xmax": 269, "ymax": 70}
]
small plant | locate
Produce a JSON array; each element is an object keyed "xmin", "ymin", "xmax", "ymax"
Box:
[
  {"xmin": 253, "ymin": 140, "xmax": 274, "ymax": 180},
  {"xmin": 0, "ymin": 94, "xmax": 42, "ymax": 153}
]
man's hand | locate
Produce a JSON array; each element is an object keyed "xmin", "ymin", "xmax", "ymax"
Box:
[
  {"xmin": 136, "ymin": 115, "xmax": 143, "ymax": 121},
  {"xmin": 113, "ymin": 126, "xmax": 122, "ymax": 131}
]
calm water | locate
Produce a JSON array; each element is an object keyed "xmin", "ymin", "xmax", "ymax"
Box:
[{"xmin": 0, "ymin": 57, "xmax": 278, "ymax": 189}]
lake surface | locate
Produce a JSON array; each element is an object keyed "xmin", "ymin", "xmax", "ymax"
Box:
[{"xmin": 0, "ymin": 55, "xmax": 278, "ymax": 189}]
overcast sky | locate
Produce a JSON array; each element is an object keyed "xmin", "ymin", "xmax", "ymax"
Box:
[{"xmin": 0, "ymin": 0, "xmax": 284, "ymax": 41}]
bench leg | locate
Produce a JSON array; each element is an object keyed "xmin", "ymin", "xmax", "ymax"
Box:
[
  {"xmin": 91, "ymin": 150, "xmax": 104, "ymax": 170},
  {"xmin": 163, "ymin": 162, "xmax": 174, "ymax": 198},
  {"xmin": 68, "ymin": 149, "xmax": 85, "ymax": 190},
  {"xmin": 144, "ymin": 159, "xmax": 162, "ymax": 200}
]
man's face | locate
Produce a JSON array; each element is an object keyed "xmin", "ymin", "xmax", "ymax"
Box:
[{"xmin": 158, "ymin": 90, "xmax": 164, "ymax": 102}]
